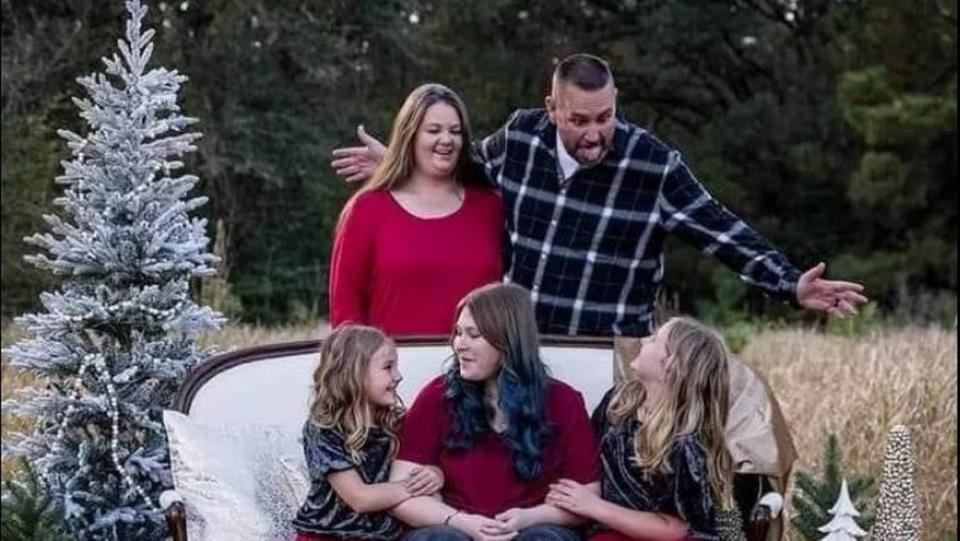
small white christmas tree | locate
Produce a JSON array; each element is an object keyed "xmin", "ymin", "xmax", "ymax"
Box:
[
  {"xmin": 869, "ymin": 425, "xmax": 922, "ymax": 541},
  {"xmin": 818, "ymin": 478, "xmax": 867, "ymax": 540}
]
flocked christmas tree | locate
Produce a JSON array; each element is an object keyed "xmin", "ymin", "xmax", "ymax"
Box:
[
  {"xmin": 869, "ymin": 425, "xmax": 922, "ymax": 541},
  {"xmin": 1, "ymin": 0, "xmax": 222, "ymax": 538},
  {"xmin": 818, "ymin": 479, "xmax": 867, "ymax": 540}
]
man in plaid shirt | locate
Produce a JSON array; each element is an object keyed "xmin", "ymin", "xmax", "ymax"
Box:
[{"xmin": 332, "ymin": 54, "xmax": 867, "ymax": 377}]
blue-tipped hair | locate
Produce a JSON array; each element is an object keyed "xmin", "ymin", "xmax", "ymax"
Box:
[{"xmin": 443, "ymin": 283, "xmax": 553, "ymax": 481}]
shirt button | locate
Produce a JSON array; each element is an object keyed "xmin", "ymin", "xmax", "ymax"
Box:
[
  {"xmin": 551, "ymin": 220, "xmax": 558, "ymax": 227},
  {"xmin": 540, "ymin": 253, "xmax": 547, "ymax": 260}
]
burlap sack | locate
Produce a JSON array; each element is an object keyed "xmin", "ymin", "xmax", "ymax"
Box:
[{"xmin": 727, "ymin": 356, "xmax": 797, "ymax": 540}]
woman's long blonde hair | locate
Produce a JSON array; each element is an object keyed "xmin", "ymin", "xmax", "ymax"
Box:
[
  {"xmin": 308, "ymin": 325, "xmax": 402, "ymax": 461},
  {"xmin": 608, "ymin": 317, "xmax": 734, "ymax": 508},
  {"xmin": 337, "ymin": 83, "xmax": 476, "ymax": 230}
]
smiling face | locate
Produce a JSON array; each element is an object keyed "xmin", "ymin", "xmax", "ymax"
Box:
[
  {"xmin": 547, "ymin": 80, "xmax": 617, "ymax": 166},
  {"xmin": 412, "ymin": 101, "xmax": 463, "ymax": 179},
  {"xmin": 453, "ymin": 306, "xmax": 502, "ymax": 383},
  {"xmin": 365, "ymin": 341, "xmax": 402, "ymax": 407}
]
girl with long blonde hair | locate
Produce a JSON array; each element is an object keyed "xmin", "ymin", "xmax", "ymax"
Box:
[
  {"xmin": 329, "ymin": 84, "xmax": 502, "ymax": 337},
  {"xmin": 547, "ymin": 317, "xmax": 745, "ymax": 540},
  {"xmin": 293, "ymin": 324, "xmax": 443, "ymax": 541}
]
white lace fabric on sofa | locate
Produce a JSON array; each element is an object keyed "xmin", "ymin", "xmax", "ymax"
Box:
[{"xmin": 163, "ymin": 410, "xmax": 309, "ymax": 541}]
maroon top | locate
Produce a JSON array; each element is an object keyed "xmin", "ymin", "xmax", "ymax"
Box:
[
  {"xmin": 329, "ymin": 186, "xmax": 503, "ymax": 336},
  {"xmin": 398, "ymin": 376, "xmax": 601, "ymax": 516}
]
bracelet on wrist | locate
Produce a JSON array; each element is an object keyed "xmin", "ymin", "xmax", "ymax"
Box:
[{"xmin": 444, "ymin": 510, "xmax": 461, "ymax": 526}]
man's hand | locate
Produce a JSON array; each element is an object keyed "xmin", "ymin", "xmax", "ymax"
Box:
[
  {"xmin": 403, "ymin": 466, "xmax": 443, "ymax": 497},
  {"xmin": 796, "ymin": 262, "xmax": 869, "ymax": 317},
  {"xmin": 494, "ymin": 507, "xmax": 534, "ymax": 532},
  {"xmin": 451, "ymin": 512, "xmax": 517, "ymax": 541},
  {"xmin": 545, "ymin": 479, "xmax": 603, "ymax": 519},
  {"xmin": 331, "ymin": 125, "xmax": 386, "ymax": 183}
]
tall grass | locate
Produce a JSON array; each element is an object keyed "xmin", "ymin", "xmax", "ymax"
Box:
[
  {"xmin": 1, "ymin": 324, "xmax": 34, "ymax": 480},
  {"xmin": 197, "ymin": 322, "xmax": 328, "ymax": 351},
  {"xmin": 2, "ymin": 322, "xmax": 956, "ymax": 538},
  {"xmin": 740, "ymin": 325, "xmax": 957, "ymax": 539}
]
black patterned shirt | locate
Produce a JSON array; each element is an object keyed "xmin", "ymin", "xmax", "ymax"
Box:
[
  {"xmin": 473, "ymin": 109, "xmax": 801, "ymax": 337},
  {"xmin": 591, "ymin": 389, "xmax": 719, "ymax": 539},
  {"xmin": 292, "ymin": 421, "xmax": 403, "ymax": 540}
]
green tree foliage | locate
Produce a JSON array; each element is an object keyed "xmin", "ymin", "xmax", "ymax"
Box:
[
  {"xmin": 1, "ymin": 114, "xmax": 59, "ymax": 318},
  {"xmin": 149, "ymin": 0, "xmax": 412, "ymax": 323},
  {"xmin": 3, "ymin": 0, "xmax": 956, "ymax": 324},
  {"xmin": 0, "ymin": 459, "xmax": 71, "ymax": 541},
  {"xmin": 2, "ymin": 1, "xmax": 129, "ymax": 319},
  {"xmin": 791, "ymin": 433, "xmax": 876, "ymax": 540},
  {"xmin": 833, "ymin": 1, "xmax": 958, "ymax": 308}
]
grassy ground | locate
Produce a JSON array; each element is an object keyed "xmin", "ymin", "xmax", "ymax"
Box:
[
  {"xmin": 2, "ymin": 322, "xmax": 956, "ymax": 538},
  {"xmin": 739, "ymin": 325, "xmax": 956, "ymax": 539}
]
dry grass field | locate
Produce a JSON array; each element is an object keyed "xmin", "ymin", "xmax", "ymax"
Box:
[
  {"xmin": 740, "ymin": 326, "xmax": 956, "ymax": 539},
  {"xmin": 2, "ymin": 322, "xmax": 956, "ymax": 539}
]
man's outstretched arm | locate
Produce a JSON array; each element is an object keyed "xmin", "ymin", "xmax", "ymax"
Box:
[{"xmin": 658, "ymin": 152, "xmax": 868, "ymax": 317}]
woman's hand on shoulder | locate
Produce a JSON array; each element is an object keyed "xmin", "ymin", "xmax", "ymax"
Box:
[
  {"xmin": 331, "ymin": 125, "xmax": 386, "ymax": 183},
  {"xmin": 546, "ymin": 479, "xmax": 603, "ymax": 519},
  {"xmin": 451, "ymin": 512, "xmax": 517, "ymax": 541}
]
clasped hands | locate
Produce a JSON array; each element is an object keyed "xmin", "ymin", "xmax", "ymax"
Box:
[
  {"xmin": 447, "ymin": 479, "xmax": 600, "ymax": 541},
  {"xmin": 447, "ymin": 508, "xmax": 530, "ymax": 541}
]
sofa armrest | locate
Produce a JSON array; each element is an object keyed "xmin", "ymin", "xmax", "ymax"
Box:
[
  {"xmin": 160, "ymin": 490, "xmax": 187, "ymax": 541},
  {"xmin": 745, "ymin": 492, "xmax": 783, "ymax": 541}
]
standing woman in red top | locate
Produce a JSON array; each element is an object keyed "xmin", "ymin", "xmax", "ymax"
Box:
[
  {"xmin": 329, "ymin": 84, "xmax": 503, "ymax": 336},
  {"xmin": 389, "ymin": 283, "xmax": 601, "ymax": 541}
]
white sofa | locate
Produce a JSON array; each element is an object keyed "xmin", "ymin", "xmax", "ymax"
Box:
[{"xmin": 161, "ymin": 336, "xmax": 786, "ymax": 540}]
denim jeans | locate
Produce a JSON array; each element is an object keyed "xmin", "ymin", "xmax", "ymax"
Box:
[{"xmin": 401, "ymin": 523, "xmax": 582, "ymax": 541}]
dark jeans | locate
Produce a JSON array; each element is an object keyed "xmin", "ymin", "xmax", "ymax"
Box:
[{"xmin": 401, "ymin": 524, "xmax": 582, "ymax": 541}]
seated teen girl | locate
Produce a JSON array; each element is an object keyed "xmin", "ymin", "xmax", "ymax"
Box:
[{"xmin": 547, "ymin": 317, "xmax": 746, "ymax": 541}]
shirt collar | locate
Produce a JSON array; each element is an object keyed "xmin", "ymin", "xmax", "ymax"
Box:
[{"xmin": 555, "ymin": 132, "xmax": 580, "ymax": 181}]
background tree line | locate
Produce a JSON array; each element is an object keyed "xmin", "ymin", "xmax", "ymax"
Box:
[{"xmin": 2, "ymin": 0, "xmax": 956, "ymax": 326}]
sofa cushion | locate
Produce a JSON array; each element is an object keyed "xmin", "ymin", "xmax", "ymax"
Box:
[{"xmin": 163, "ymin": 410, "xmax": 309, "ymax": 540}]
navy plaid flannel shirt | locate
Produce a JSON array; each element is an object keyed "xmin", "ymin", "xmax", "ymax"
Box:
[{"xmin": 473, "ymin": 109, "xmax": 801, "ymax": 337}]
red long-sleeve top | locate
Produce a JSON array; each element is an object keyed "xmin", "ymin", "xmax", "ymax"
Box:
[
  {"xmin": 329, "ymin": 186, "xmax": 503, "ymax": 336},
  {"xmin": 397, "ymin": 377, "xmax": 601, "ymax": 516}
]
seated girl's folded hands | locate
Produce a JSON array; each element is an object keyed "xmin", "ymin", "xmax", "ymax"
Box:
[
  {"xmin": 494, "ymin": 507, "xmax": 534, "ymax": 532},
  {"xmin": 451, "ymin": 512, "xmax": 517, "ymax": 541}
]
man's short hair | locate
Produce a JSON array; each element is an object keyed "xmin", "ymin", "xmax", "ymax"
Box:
[{"xmin": 553, "ymin": 53, "xmax": 613, "ymax": 91}]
